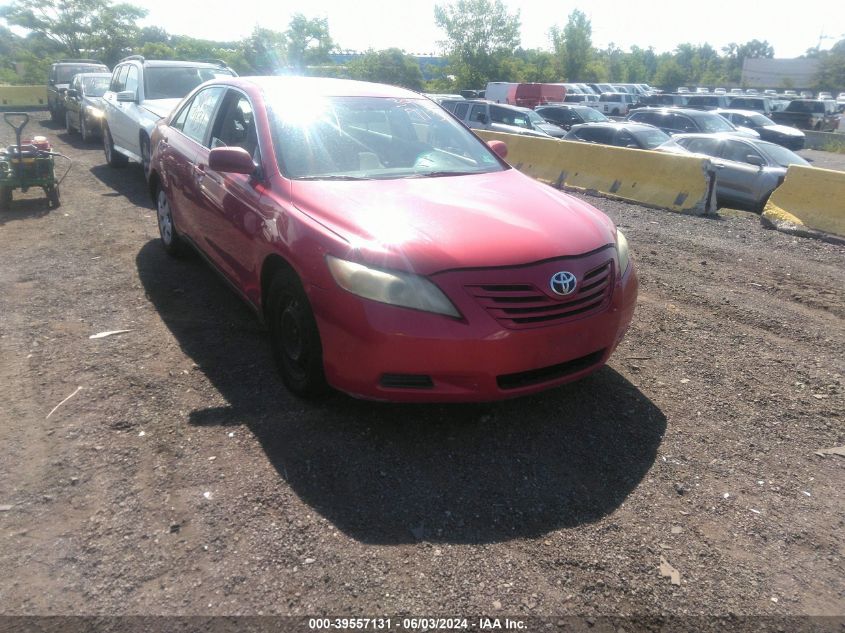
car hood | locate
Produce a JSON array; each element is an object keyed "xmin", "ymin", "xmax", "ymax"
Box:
[
  {"xmin": 762, "ymin": 124, "xmax": 805, "ymax": 137},
  {"xmin": 140, "ymin": 98, "xmax": 183, "ymax": 120},
  {"xmin": 84, "ymin": 96, "xmax": 106, "ymax": 108},
  {"xmin": 290, "ymin": 169, "xmax": 616, "ymax": 275},
  {"xmin": 536, "ymin": 123, "xmax": 567, "ymax": 137}
]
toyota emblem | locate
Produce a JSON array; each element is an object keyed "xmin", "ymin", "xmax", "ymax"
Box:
[{"xmin": 550, "ymin": 271, "xmax": 577, "ymax": 296}]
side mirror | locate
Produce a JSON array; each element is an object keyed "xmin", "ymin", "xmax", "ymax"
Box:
[
  {"xmin": 746, "ymin": 154, "xmax": 764, "ymax": 168},
  {"xmin": 487, "ymin": 140, "xmax": 508, "ymax": 159},
  {"xmin": 66, "ymin": 89, "xmax": 78, "ymax": 99},
  {"xmin": 117, "ymin": 90, "xmax": 137, "ymax": 103},
  {"xmin": 208, "ymin": 146, "xmax": 256, "ymax": 175}
]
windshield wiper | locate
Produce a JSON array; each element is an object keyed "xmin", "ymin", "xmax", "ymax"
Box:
[
  {"xmin": 296, "ymin": 175, "xmax": 371, "ymax": 181},
  {"xmin": 415, "ymin": 170, "xmax": 479, "ymax": 178}
]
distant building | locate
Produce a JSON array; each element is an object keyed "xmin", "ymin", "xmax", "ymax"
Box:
[{"xmin": 741, "ymin": 57, "xmax": 820, "ymax": 89}]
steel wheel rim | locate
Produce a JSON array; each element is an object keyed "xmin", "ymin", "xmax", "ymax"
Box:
[{"xmin": 157, "ymin": 190, "xmax": 172, "ymax": 244}]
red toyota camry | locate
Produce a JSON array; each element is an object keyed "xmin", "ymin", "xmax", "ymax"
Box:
[{"xmin": 148, "ymin": 77, "xmax": 637, "ymax": 402}]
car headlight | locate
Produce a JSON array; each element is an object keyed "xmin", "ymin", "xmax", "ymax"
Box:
[
  {"xmin": 327, "ymin": 256, "xmax": 460, "ymax": 318},
  {"xmin": 86, "ymin": 107, "xmax": 104, "ymax": 118},
  {"xmin": 616, "ymin": 229, "xmax": 630, "ymax": 275}
]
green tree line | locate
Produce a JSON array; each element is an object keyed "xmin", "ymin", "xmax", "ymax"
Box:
[{"xmin": 1, "ymin": 0, "xmax": 843, "ymax": 92}]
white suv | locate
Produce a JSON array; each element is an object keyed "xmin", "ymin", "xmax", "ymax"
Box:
[{"xmin": 101, "ymin": 56, "xmax": 236, "ymax": 177}]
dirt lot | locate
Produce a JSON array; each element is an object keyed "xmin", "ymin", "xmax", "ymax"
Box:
[{"xmin": 1, "ymin": 113, "xmax": 843, "ymax": 624}]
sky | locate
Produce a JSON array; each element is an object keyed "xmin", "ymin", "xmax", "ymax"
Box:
[
  {"xmin": 2, "ymin": 0, "xmax": 844, "ymax": 59},
  {"xmin": 121, "ymin": 0, "xmax": 845, "ymax": 59}
]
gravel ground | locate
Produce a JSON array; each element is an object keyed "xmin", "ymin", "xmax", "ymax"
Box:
[{"xmin": 0, "ymin": 113, "xmax": 843, "ymax": 625}]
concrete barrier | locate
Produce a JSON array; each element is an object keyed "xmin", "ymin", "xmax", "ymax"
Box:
[
  {"xmin": 477, "ymin": 130, "xmax": 715, "ymax": 215},
  {"xmin": 762, "ymin": 165, "xmax": 845, "ymax": 240},
  {"xmin": 804, "ymin": 130, "xmax": 845, "ymax": 152},
  {"xmin": 0, "ymin": 85, "xmax": 48, "ymax": 108}
]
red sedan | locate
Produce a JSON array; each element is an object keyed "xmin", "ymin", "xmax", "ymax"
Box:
[{"xmin": 148, "ymin": 77, "xmax": 637, "ymax": 402}]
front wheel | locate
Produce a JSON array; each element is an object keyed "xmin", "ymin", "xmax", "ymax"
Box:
[
  {"xmin": 80, "ymin": 113, "xmax": 91, "ymax": 142},
  {"xmin": 267, "ymin": 272, "xmax": 327, "ymax": 398},
  {"xmin": 156, "ymin": 185, "xmax": 185, "ymax": 257},
  {"xmin": 103, "ymin": 125, "xmax": 128, "ymax": 167}
]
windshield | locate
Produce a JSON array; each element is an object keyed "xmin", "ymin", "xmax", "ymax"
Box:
[
  {"xmin": 144, "ymin": 66, "xmax": 235, "ymax": 100},
  {"xmin": 268, "ymin": 96, "xmax": 506, "ymax": 180},
  {"xmin": 748, "ymin": 113, "xmax": 774, "ymax": 126},
  {"xmin": 786, "ymin": 101, "xmax": 823, "ymax": 113},
  {"xmin": 525, "ymin": 110, "xmax": 546, "ymax": 126},
  {"xmin": 82, "ymin": 76, "xmax": 110, "ymax": 97},
  {"xmin": 579, "ymin": 108, "xmax": 608, "ymax": 122},
  {"xmin": 759, "ymin": 143, "xmax": 810, "ymax": 168},
  {"xmin": 57, "ymin": 65, "xmax": 106, "ymax": 83},
  {"xmin": 697, "ymin": 114, "xmax": 734, "ymax": 133},
  {"xmin": 633, "ymin": 127, "xmax": 672, "ymax": 149}
]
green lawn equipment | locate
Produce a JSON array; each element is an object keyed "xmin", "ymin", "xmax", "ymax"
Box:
[{"xmin": 0, "ymin": 112, "xmax": 71, "ymax": 212}]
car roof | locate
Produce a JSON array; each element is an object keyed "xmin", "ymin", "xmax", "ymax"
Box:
[
  {"xmin": 198, "ymin": 76, "xmax": 427, "ymax": 100},
  {"xmin": 630, "ymin": 107, "xmax": 715, "ymax": 119},
  {"xmin": 73, "ymin": 72, "xmax": 112, "ymax": 78},
  {"xmin": 569, "ymin": 121, "xmax": 660, "ymax": 132},
  {"xmin": 715, "ymin": 109, "xmax": 769, "ymax": 117}
]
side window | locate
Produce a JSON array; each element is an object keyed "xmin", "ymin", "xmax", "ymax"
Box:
[
  {"xmin": 454, "ymin": 102, "xmax": 469, "ymax": 119},
  {"xmin": 683, "ymin": 138, "xmax": 720, "ymax": 156},
  {"xmin": 171, "ymin": 97, "xmax": 193, "ymax": 131},
  {"xmin": 489, "ymin": 106, "xmax": 509, "ymax": 124},
  {"xmin": 632, "ymin": 112, "xmax": 655, "ymax": 125},
  {"xmin": 181, "ymin": 87, "xmax": 225, "ymax": 145},
  {"xmin": 616, "ymin": 130, "xmax": 636, "ymax": 147},
  {"xmin": 722, "ymin": 140, "xmax": 762, "ymax": 164},
  {"xmin": 670, "ymin": 114, "xmax": 696, "ymax": 132},
  {"xmin": 124, "ymin": 66, "xmax": 139, "ymax": 95},
  {"xmin": 469, "ymin": 104, "xmax": 487, "ymax": 122},
  {"xmin": 210, "ymin": 91, "xmax": 258, "ymax": 157},
  {"xmin": 111, "ymin": 65, "xmax": 128, "ymax": 92}
]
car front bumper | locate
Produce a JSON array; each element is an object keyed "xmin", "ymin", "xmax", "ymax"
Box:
[{"xmin": 308, "ymin": 251, "xmax": 638, "ymax": 402}]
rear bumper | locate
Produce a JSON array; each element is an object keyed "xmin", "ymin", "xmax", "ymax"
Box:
[{"xmin": 309, "ymin": 258, "xmax": 638, "ymax": 402}]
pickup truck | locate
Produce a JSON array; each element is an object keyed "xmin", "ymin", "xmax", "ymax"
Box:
[
  {"xmin": 448, "ymin": 100, "xmax": 558, "ymax": 137},
  {"xmin": 770, "ymin": 99, "xmax": 839, "ymax": 131}
]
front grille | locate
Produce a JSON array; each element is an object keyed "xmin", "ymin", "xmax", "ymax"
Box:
[
  {"xmin": 466, "ymin": 260, "xmax": 614, "ymax": 329},
  {"xmin": 497, "ymin": 349, "xmax": 606, "ymax": 390}
]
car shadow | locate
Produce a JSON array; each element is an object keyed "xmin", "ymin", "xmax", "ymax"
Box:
[
  {"xmin": 137, "ymin": 240, "xmax": 666, "ymax": 545},
  {"xmin": 89, "ymin": 163, "xmax": 150, "ymax": 208}
]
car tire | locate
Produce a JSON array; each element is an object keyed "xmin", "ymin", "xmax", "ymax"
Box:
[
  {"xmin": 0, "ymin": 186, "xmax": 12, "ymax": 211},
  {"xmin": 65, "ymin": 110, "xmax": 74, "ymax": 134},
  {"xmin": 267, "ymin": 271, "xmax": 327, "ymax": 398},
  {"xmin": 80, "ymin": 114, "xmax": 91, "ymax": 143},
  {"xmin": 103, "ymin": 125, "xmax": 128, "ymax": 167},
  {"xmin": 50, "ymin": 105, "xmax": 60, "ymax": 124},
  {"xmin": 140, "ymin": 135, "xmax": 152, "ymax": 181},
  {"xmin": 155, "ymin": 184, "xmax": 186, "ymax": 257}
]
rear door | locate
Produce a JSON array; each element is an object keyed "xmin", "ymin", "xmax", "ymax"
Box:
[
  {"xmin": 717, "ymin": 139, "xmax": 768, "ymax": 205},
  {"xmin": 161, "ymin": 86, "xmax": 226, "ymax": 243}
]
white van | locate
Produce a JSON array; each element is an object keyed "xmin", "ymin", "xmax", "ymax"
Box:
[{"xmin": 484, "ymin": 82, "xmax": 518, "ymax": 104}]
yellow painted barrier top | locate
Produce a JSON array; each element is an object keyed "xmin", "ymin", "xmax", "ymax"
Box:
[
  {"xmin": 0, "ymin": 85, "xmax": 48, "ymax": 107},
  {"xmin": 764, "ymin": 165, "xmax": 845, "ymax": 238},
  {"xmin": 476, "ymin": 130, "xmax": 714, "ymax": 215}
]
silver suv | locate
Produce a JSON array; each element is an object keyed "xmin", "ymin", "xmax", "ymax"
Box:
[{"xmin": 101, "ymin": 56, "xmax": 236, "ymax": 177}]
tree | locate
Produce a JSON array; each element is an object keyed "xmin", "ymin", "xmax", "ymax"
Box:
[
  {"xmin": 434, "ymin": 0, "xmax": 521, "ymax": 88},
  {"xmin": 346, "ymin": 49, "xmax": 424, "ymax": 90},
  {"xmin": 722, "ymin": 39, "xmax": 774, "ymax": 83},
  {"xmin": 285, "ymin": 14, "xmax": 335, "ymax": 72},
  {"xmin": 550, "ymin": 9, "xmax": 592, "ymax": 80},
  {"xmin": 814, "ymin": 39, "xmax": 845, "ymax": 91},
  {"xmin": 1, "ymin": 0, "xmax": 146, "ymax": 60},
  {"xmin": 652, "ymin": 57, "xmax": 686, "ymax": 90},
  {"xmin": 241, "ymin": 27, "xmax": 288, "ymax": 74}
]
